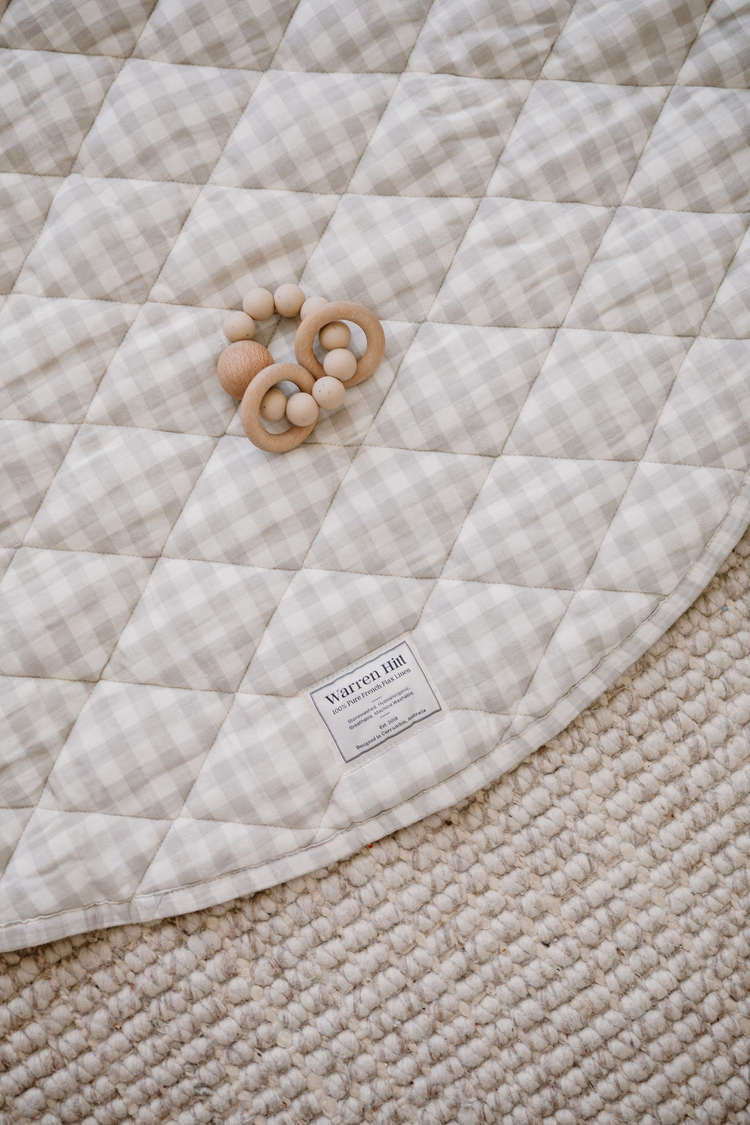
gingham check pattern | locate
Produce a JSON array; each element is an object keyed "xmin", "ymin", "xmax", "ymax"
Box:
[{"xmin": 1, "ymin": 0, "xmax": 750, "ymax": 951}]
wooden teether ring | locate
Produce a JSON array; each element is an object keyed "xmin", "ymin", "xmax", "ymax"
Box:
[
  {"xmin": 295, "ymin": 300, "xmax": 385, "ymax": 388},
  {"xmin": 241, "ymin": 363, "xmax": 317, "ymax": 453}
]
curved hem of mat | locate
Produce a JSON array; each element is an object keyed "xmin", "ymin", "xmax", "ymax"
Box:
[{"xmin": 4, "ymin": 469, "xmax": 750, "ymax": 954}]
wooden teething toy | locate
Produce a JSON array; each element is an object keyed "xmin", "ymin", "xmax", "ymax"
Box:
[{"xmin": 215, "ymin": 286, "xmax": 385, "ymax": 454}]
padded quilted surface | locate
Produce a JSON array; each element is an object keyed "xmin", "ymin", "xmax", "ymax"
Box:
[{"xmin": 1, "ymin": 0, "xmax": 750, "ymax": 953}]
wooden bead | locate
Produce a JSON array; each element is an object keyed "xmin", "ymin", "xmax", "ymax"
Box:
[
  {"xmin": 312, "ymin": 376, "xmax": 346, "ymax": 410},
  {"xmin": 241, "ymin": 363, "xmax": 317, "ymax": 453},
  {"xmin": 243, "ymin": 287, "xmax": 274, "ymax": 320},
  {"xmin": 223, "ymin": 311, "xmax": 256, "ymax": 342},
  {"xmin": 286, "ymin": 392, "xmax": 319, "ymax": 426},
  {"xmin": 260, "ymin": 387, "xmax": 287, "ymax": 422},
  {"xmin": 295, "ymin": 300, "xmax": 385, "ymax": 388},
  {"xmin": 323, "ymin": 348, "xmax": 357, "ymax": 381},
  {"xmin": 274, "ymin": 283, "xmax": 305, "ymax": 317},
  {"xmin": 319, "ymin": 321, "xmax": 351, "ymax": 350},
  {"xmin": 301, "ymin": 295, "xmax": 329, "ymax": 319},
  {"xmin": 216, "ymin": 340, "xmax": 274, "ymax": 400}
]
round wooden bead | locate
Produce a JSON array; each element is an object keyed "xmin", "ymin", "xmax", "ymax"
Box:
[
  {"xmin": 216, "ymin": 340, "xmax": 274, "ymax": 400},
  {"xmin": 312, "ymin": 376, "xmax": 346, "ymax": 410},
  {"xmin": 243, "ymin": 287, "xmax": 274, "ymax": 320},
  {"xmin": 241, "ymin": 363, "xmax": 317, "ymax": 453},
  {"xmin": 301, "ymin": 295, "xmax": 329, "ymax": 319},
  {"xmin": 223, "ymin": 311, "xmax": 256, "ymax": 342},
  {"xmin": 319, "ymin": 321, "xmax": 351, "ymax": 350},
  {"xmin": 274, "ymin": 283, "xmax": 305, "ymax": 317},
  {"xmin": 295, "ymin": 300, "xmax": 385, "ymax": 388},
  {"xmin": 323, "ymin": 348, "xmax": 357, "ymax": 381},
  {"xmin": 260, "ymin": 386, "xmax": 287, "ymax": 422},
  {"xmin": 286, "ymin": 392, "xmax": 319, "ymax": 427}
]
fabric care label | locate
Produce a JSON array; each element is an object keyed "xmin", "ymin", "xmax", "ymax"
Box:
[{"xmin": 307, "ymin": 633, "xmax": 449, "ymax": 765}]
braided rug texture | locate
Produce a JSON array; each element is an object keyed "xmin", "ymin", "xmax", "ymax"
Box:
[{"xmin": 2, "ymin": 530, "xmax": 750, "ymax": 1125}]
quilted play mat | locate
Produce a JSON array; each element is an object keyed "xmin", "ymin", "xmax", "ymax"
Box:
[{"xmin": 1, "ymin": 0, "xmax": 750, "ymax": 953}]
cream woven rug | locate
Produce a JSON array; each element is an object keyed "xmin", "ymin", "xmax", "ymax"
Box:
[{"xmin": 2, "ymin": 528, "xmax": 749, "ymax": 1125}]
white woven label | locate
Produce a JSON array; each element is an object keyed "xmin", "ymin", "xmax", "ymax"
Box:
[{"xmin": 307, "ymin": 633, "xmax": 449, "ymax": 765}]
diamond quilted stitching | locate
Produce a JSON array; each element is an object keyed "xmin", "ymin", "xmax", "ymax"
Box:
[
  {"xmin": 411, "ymin": 580, "xmax": 573, "ymax": 713},
  {"xmin": 0, "ymin": 173, "xmax": 57, "ymax": 294},
  {"xmin": 38, "ymin": 681, "xmax": 229, "ymax": 819},
  {"xmin": 16, "ymin": 174, "xmax": 199, "ymax": 303},
  {"xmin": 702, "ymin": 223, "xmax": 750, "ymax": 338},
  {"xmin": 0, "ymin": 547, "xmax": 153, "ymax": 680},
  {"xmin": 0, "ymin": 676, "xmax": 91, "ymax": 807},
  {"xmin": 0, "ymin": 420, "xmax": 75, "ymax": 545},
  {"xmin": 75, "ymin": 59, "xmax": 256, "ymax": 185},
  {"xmin": 183, "ymin": 695, "xmax": 341, "ymax": 827},
  {"xmin": 365, "ymin": 323, "xmax": 554, "ymax": 456},
  {"xmin": 165, "ymin": 438, "xmax": 352, "ymax": 570},
  {"xmin": 0, "ymin": 295, "xmax": 136, "ymax": 423},
  {"xmin": 0, "ymin": 810, "xmax": 34, "ymax": 876},
  {"xmin": 274, "ymin": 0, "xmax": 432, "ymax": 73},
  {"xmin": 213, "ymin": 70, "xmax": 396, "ymax": 195},
  {"xmin": 488, "ymin": 81, "xmax": 667, "ymax": 206},
  {"xmin": 305, "ymin": 446, "xmax": 491, "ymax": 579},
  {"xmin": 584, "ymin": 462, "xmax": 743, "ymax": 595},
  {"xmin": 443, "ymin": 455, "xmax": 637, "ymax": 589},
  {"xmin": 646, "ymin": 338, "xmax": 750, "ymax": 471},
  {"xmin": 25, "ymin": 425, "xmax": 214, "ymax": 556},
  {"xmin": 134, "ymin": 0, "xmax": 299, "ymax": 70},
  {"xmin": 504, "ymin": 328, "xmax": 690, "ymax": 461},
  {"xmin": 151, "ymin": 185, "xmax": 337, "ymax": 309},
  {"xmin": 542, "ymin": 0, "xmax": 710, "ymax": 85},
  {"xmin": 409, "ymin": 0, "xmax": 573, "ymax": 80},
  {"xmin": 0, "ymin": 50, "xmax": 119, "ymax": 175},
  {"xmin": 677, "ymin": 0, "xmax": 750, "ymax": 88},
  {"xmin": 566, "ymin": 207, "xmax": 747, "ymax": 336},
  {"xmin": 302, "ymin": 194, "xmax": 476, "ymax": 322},
  {"xmin": 242, "ymin": 570, "xmax": 431, "ymax": 697},
  {"xmin": 431, "ymin": 197, "xmax": 611, "ymax": 328},
  {"xmin": 0, "ymin": 0, "xmax": 155, "ymax": 55},
  {"xmin": 625, "ymin": 87, "xmax": 750, "ymax": 212},
  {"xmin": 350, "ymin": 73, "xmax": 531, "ymax": 198},
  {"xmin": 103, "ymin": 558, "xmax": 293, "ymax": 694}
]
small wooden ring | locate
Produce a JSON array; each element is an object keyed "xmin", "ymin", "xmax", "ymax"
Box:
[
  {"xmin": 240, "ymin": 363, "xmax": 317, "ymax": 453},
  {"xmin": 295, "ymin": 300, "xmax": 385, "ymax": 388}
]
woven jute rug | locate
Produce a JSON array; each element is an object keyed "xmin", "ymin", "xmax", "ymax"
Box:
[{"xmin": 2, "ymin": 531, "xmax": 750, "ymax": 1125}]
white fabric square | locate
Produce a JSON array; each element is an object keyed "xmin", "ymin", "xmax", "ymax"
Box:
[
  {"xmin": 165, "ymin": 437, "xmax": 352, "ymax": 570},
  {"xmin": 646, "ymin": 338, "xmax": 750, "ymax": 471},
  {"xmin": 242, "ymin": 570, "xmax": 431, "ymax": 697},
  {"xmin": 305, "ymin": 445, "xmax": 490, "ymax": 579},
  {"xmin": 0, "ymin": 547, "xmax": 152, "ymax": 680},
  {"xmin": 365, "ymin": 323, "xmax": 553, "ymax": 456},
  {"xmin": 0, "ymin": 420, "xmax": 74, "ymax": 546},
  {"xmin": 566, "ymin": 207, "xmax": 747, "ymax": 336},
  {"xmin": 444, "ymin": 455, "xmax": 636, "ymax": 590},
  {"xmin": 625, "ymin": 87, "xmax": 750, "ymax": 212},
  {"xmin": 39, "ymin": 681, "xmax": 229, "ymax": 820},
  {"xmin": 76, "ymin": 59, "xmax": 255, "ymax": 185},
  {"xmin": 275, "ymin": 0, "xmax": 432, "ymax": 73},
  {"xmin": 134, "ymin": 0, "xmax": 298, "ymax": 69},
  {"xmin": 213, "ymin": 70, "xmax": 395, "ymax": 194},
  {"xmin": 409, "ymin": 0, "xmax": 572, "ymax": 79},
  {"xmin": 677, "ymin": 0, "xmax": 750, "ymax": 88},
  {"xmin": 151, "ymin": 185, "xmax": 337, "ymax": 309},
  {"xmin": 0, "ymin": 0, "xmax": 154, "ymax": 55},
  {"xmin": 104, "ymin": 558, "xmax": 293, "ymax": 693},
  {"xmin": 351, "ymin": 74, "xmax": 530, "ymax": 198},
  {"xmin": 302, "ymin": 193, "xmax": 475, "ymax": 321},
  {"xmin": 0, "ymin": 173, "xmax": 57, "ymax": 293},
  {"xmin": 431, "ymin": 198, "xmax": 610, "ymax": 328},
  {"xmin": 17, "ymin": 174, "xmax": 199, "ymax": 303},
  {"xmin": 703, "ymin": 224, "xmax": 750, "ymax": 338},
  {"xmin": 86, "ymin": 304, "xmax": 237, "ymax": 437},
  {"xmin": 0, "ymin": 50, "xmax": 118, "ymax": 175},
  {"xmin": 489, "ymin": 81, "xmax": 667, "ymax": 206},
  {"xmin": 25, "ymin": 425, "xmax": 214, "ymax": 556},
  {"xmin": 542, "ymin": 0, "xmax": 709, "ymax": 84},
  {"xmin": 0, "ymin": 295, "xmax": 135, "ymax": 423},
  {"xmin": 505, "ymin": 329, "xmax": 690, "ymax": 462},
  {"xmin": 585, "ymin": 462, "xmax": 743, "ymax": 596}
]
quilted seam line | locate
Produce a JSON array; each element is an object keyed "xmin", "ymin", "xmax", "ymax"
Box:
[{"xmin": 3, "ymin": 463, "xmax": 750, "ymax": 933}]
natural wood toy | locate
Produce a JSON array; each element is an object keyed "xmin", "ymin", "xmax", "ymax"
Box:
[{"xmin": 216, "ymin": 287, "xmax": 385, "ymax": 453}]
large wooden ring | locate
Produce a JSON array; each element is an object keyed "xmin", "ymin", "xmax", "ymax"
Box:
[
  {"xmin": 295, "ymin": 300, "xmax": 385, "ymax": 388},
  {"xmin": 240, "ymin": 362, "xmax": 317, "ymax": 453}
]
